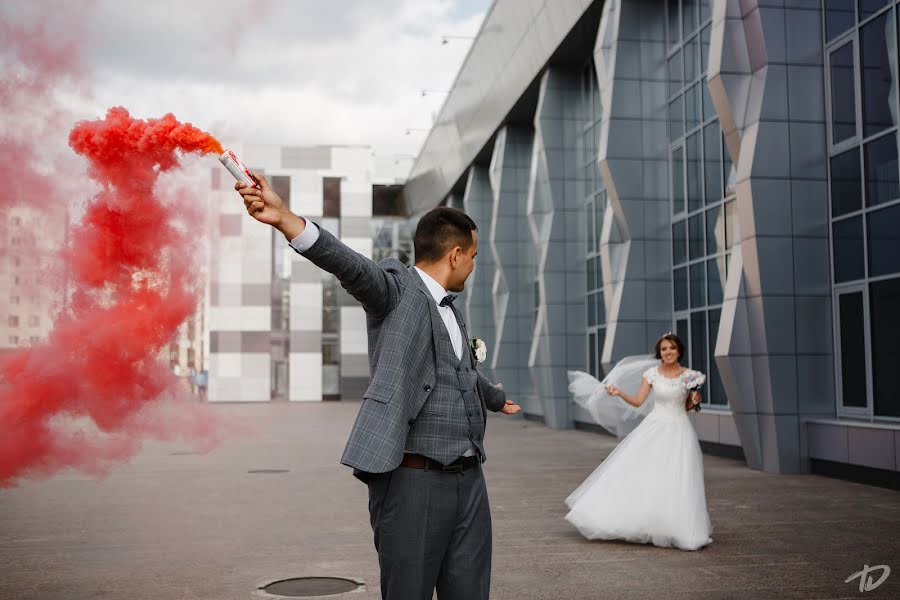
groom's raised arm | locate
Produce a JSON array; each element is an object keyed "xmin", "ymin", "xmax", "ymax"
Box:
[
  {"xmin": 235, "ymin": 173, "xmax": 401, "ymax": 319},
  {"xmin": 295, "ymin": 224, "xmax": 402, "ymax": 319}
]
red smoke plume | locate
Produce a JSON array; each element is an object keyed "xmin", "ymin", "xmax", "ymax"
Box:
[
  {"xmin": 0, "ymin": 108, "xmax": 227, "ymax": 486},
  {"xmin": 0, "ymin": 5, "xmax": 88, "ymax": 213}
]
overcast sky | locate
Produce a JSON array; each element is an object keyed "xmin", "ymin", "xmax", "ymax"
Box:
[{"xmin": 6, "ymin": 0, "xmax": 491, "ymax": 181}]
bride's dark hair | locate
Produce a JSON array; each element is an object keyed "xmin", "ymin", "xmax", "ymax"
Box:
[{"xmin": 654, "ymin": 332, "xmax": 685, "ymax": 360}]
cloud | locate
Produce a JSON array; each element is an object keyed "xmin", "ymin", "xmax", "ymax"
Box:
[{"xmin": 68, "ymin": 0, "xmax": 490, "ymax": 178}]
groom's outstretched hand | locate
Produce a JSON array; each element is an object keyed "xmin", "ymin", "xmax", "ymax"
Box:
[
  {"xmin": 501, "ymin": 400, "xmax": 521, "ymax": 414},
  {"xmin": 236, "ymin": 171, "xmax": 306, "ymax": 240},
  {"xmin": 495, "ymin": 383, "xmax": 521, "ymax": 415}
]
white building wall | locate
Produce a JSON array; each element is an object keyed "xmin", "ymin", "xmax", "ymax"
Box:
[{"xmin": 209, "ymin": 144, "xmax": 376, "ymax": 402}]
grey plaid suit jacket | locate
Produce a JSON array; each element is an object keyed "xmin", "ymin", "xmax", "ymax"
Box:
[{"xmin": 297, "ymin": 225, "xmax": 507, "ymax": 475}]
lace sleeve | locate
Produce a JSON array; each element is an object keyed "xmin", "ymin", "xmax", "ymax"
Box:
[{"xmin": 642, "ymin": 367, "xmax": 656, "ymax": 386}]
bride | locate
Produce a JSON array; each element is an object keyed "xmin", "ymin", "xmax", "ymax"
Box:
[{"xmin": 564, "ymin": 333, "xmax": 712, "ymax": 551}]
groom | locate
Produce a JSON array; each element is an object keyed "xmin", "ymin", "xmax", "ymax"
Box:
[{"xmin": 236, "ymin": 174, "xmax": 521, "ymax": 600}]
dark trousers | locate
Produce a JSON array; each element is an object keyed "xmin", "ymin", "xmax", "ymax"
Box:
[{"xmin": 367, "ymin": 464, "xmax": 492, "ymax": 600}]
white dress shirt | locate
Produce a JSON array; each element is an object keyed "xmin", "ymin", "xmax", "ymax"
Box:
[
  {"xmin": 289, "ymin": 219, "xmax": 320, "ymax": 253},
  {"xmin": 413, "ymin": 267, "xmax": 464, "ymax": 361}
]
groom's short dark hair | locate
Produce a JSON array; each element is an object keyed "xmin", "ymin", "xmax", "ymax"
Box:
[{"xmin": 414, "ymin": 207, "xmax": 477, "ymax": 263}]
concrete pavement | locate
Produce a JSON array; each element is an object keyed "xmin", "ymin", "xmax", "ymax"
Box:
[{"xmin": 1, "ymin": 401, "xmax": 898, "ymax": 599}]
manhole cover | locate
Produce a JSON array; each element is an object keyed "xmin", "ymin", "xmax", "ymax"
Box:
[
  {"xmin": 260, "ymin": 577, "xmax": 362, "ymax": 597},
  {"xmin": 248, "ymin": 469, "xmax": 290, "ymax": 474}
]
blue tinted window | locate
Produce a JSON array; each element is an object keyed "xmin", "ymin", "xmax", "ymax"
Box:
[
  {"xmin": 870, "ymin": 277, "xmax": 900, "ymax": 417},
  {"xmin": 683, "ymin": 0, "xmax": 698, "ymax": 38},
  {"xmin": 700, "ymin": 26, "xmax": 710, "ymax": 75},
  {"xmin": 860, "ymin": 0, "xmax": 891, "ymax": 20},
  {"xmin": 703, "ymin": 122, "xmax": 721, "ymax": 204},
  {"xmin": 825, "ymin": 0, "xmax": 854, "ymax": 42},
  {"xmin": 838, "ymin": 292, "xmax": 868, "ymax": 408},
  {"xmin": 702, "ymin": 80, "xmax": 715, "ymax": 122},
  {"xmin": 690, "ymin": 262, "xmax": 706, "ymax": 308},
  {"xmin": 690, "ymin": 311, "xmax": 708, "ymax": 397},
  {"xmin": 860, "ymin": 12, "xmax": 897, "ymax": 137},
  {"xmin": 867, "ymin": 203, "xmax": 900, "ymax": 277},
  {"xmin": 668, "ymin": 0, "xmax": 680, "ymax": 47},
  {"xmin": 674, "ymin": 267, "xmax": 688, "ymax": 311},
  {"xmin": 685, "ymin": 84, "xmax": 701, "ymax": 132},
  {"xmin": 706, "ymin": 206, "xmax": 723, "ymax": 255},
  {"xmin": 586, "ymin": 199, "xmax": 595, "ymax": 250},
  {"xmin": 707, "ymin": 258, "xmax": 724, "ymax": 305},
  {"xmin": 673, "ymin": 219, "xmax": 687, "ymax": 265},
  {"xmin": 673, "ymin": 147, "xmax": 685, "ymax": 213},
  {"xmin": 669, "ymin": 50, "xmax": 683, "ymax": 97},
  {"xmin": 670, "ymin": 96, "xmax": 684, "ymax": 140},
  {"xmin": 588, "ymin": 331, "xmax": 597, "ymax": 376},
  {"xmin": 687, "ymin": 133, "xmax": 703, "ymax": 211},
  {"xmin": 832, "ymin": 216, "xmax": 866, "ymax": 282},
  {"xmin": 685, "ymin": 35, "xmax": 699, "ymax": 83},
  {"xmin": 689, "ymin": 213, "xmax": 705, "ymax": 260},
  {"xmin": 707, "ymin": 308, "xmax": 727, "ymax": 405},
  {"xmin": 830, "ymin": 147, "xmax": 862, "ymax": 217},
  {"xmin": 864, "ymin": 133, "xmax": 899, "ymax": 207},
  {"xmin": 830, "ymin": 42, "xmax": 856, "ymax": 144}
]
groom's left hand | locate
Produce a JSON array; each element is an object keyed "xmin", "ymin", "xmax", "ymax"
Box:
[
  {"xmin": 495, "ymin": 383, "xmax": 522, "ymax": 415},
  {"xmin": 500, "ymin": 399, "xmax": 521, "ymax": 414}
]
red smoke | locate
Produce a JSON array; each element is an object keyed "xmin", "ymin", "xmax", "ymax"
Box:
[{"xmin": 0, "ymin": 108, "xmax": 228, "ymax": 486}]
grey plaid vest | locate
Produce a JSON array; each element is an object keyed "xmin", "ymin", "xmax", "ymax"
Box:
[{"xmin": 404, "ymin": 312, "xmax": 485, "ymax": 465}]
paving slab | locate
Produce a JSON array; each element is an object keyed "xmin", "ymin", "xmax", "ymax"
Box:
[{"xmin": 1, "ymin": 402, "xmax": 898, "ymax": 599}]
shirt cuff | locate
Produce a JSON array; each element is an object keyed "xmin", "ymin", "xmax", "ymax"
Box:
[{"xmin": 288, "ymin": 219, "xmax": 320, "ymax": 253}]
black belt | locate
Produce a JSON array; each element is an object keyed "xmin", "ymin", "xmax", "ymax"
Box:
[{"xmin": 400, "ymin": 453, "xmax": 480, "ymax": 473}]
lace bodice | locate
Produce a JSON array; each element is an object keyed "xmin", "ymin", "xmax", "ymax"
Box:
[{"xmin": 643, "ymin": 366, "xmax": 706, "ymax": 418}]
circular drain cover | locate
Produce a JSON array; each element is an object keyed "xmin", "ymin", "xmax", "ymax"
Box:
[
  {"xmin": 261, "ymin": 577, "xmax": 361, "ymax": 597},
  {"xmin": 248, "ymin": 469, "xmax": 290, "ymax": 474}
]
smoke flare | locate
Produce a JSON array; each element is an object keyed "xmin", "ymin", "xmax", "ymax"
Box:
[{"xmin": 0, "ymin": 108, "xmax": 227, "ymax": 486}]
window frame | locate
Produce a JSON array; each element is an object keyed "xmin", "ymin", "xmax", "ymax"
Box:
[{"xmin": 833, "ymin": 284, "xmax": 874, "ymax": 419}]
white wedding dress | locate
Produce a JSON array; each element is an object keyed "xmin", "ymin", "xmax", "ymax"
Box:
[{"xmin": 564, "ymin": 366, "xmax": 713, "ymax": 551}]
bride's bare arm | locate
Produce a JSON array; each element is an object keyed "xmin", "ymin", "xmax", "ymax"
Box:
[{"xmin": 605, "ymin": 378, "xmax": 651, "ymax": 407}]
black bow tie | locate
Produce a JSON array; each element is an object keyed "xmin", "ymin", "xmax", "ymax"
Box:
[{"xmin": 439, "ymin": 294, "xmax": 457, "ymax": 307}]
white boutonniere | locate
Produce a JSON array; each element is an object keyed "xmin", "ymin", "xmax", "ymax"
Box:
[{"xmin": 471, "ymin": 337, "xmax": 487, "ymax": 364}]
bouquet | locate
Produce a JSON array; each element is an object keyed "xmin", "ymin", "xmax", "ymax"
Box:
[{"xmin": 683, "ymin": 370, "xmax": 706, "ymax": 412}]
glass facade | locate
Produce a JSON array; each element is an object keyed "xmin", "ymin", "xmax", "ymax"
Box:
[
  {"xmin": 320, "ymin": 218, "xmax": 341, "ymax": 398},
  {"xmin": 582, "ymin": 63, "xmax": 607, "ymax": 379},
  {"xmin": 826, "ymin": 1, "xmax": 900, "ymax": 420},
  {"xmin": 371, "ymin": 217, "xmax": 416, "ymax": 266},
  {"xmin": 668, "ymin": 0, "xmax": 729, "ymax": 406},
  {"xmin": 399, "ymin": 0, "xmax": 900, "ymax": 476},
  {"xmin": 270, "ymin": 175, "xmax": 292, "ymax": 401}
]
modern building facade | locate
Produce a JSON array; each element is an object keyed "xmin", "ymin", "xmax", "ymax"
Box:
[
  {"xmin": 1, "ymin": 204, "xmax": 67, "ymax": 354},
  {"xmin": 208, "ymin": 144, "xmax": 381, "ymax": 402},
  {"xmin": 166, "ymin": 307, "xmax": 207, "ymax": 393},
  {"xmin": 206, "ymin": 144, "xmax": 410, "ymax": 402},
  {"xmin": 406, "ymin": 0, "xmax": 900, "ymax": 483}
]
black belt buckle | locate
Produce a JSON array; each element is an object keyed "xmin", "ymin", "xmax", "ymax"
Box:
[{"xmin": 442, "ymin": 461, "xmax": 465, "ymax": 473}]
